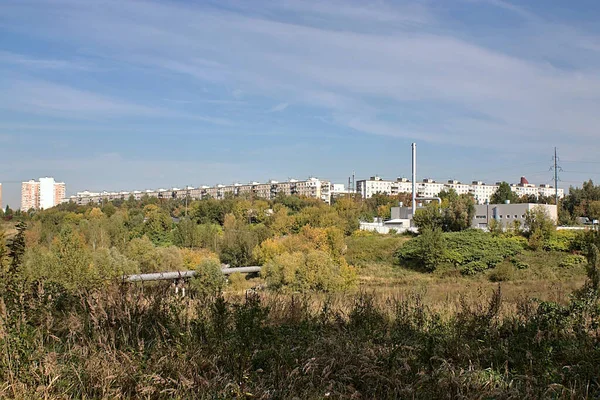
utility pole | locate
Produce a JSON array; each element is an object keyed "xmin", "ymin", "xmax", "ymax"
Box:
[{"xmin": 552, "ymin": 147, "xmax": 562, "ymax": 205}]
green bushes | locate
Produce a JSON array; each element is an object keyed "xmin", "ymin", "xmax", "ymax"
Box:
[
  {"xmin": 344, "ymin": 233, "xmax": 407, "ymax": 267},
  {"xmin": 261, "ymin": 250, "xmax": 357, "ymax": 292},
  {"xmin": 396, "ymin": 229, "xmax": 526, "ymax": 273},
  {"xmin": 559, "ymin": 254, "xmax": 587, "ymax": 268},
  {"xmin": 190, "ymin": 258, "xmax": 226, "ymax": 296}
]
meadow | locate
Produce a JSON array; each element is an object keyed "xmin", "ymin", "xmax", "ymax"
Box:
[{"xmin": 1, "ymin": 194, "xmax": 599, "ymax": 398}]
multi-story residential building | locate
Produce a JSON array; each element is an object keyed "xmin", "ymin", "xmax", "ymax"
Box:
[
  {"xmin": 21, "ymin": 180, "xmax": 40, "ymax": 211},
  {"xmin": 357, "ymin": 175, "xmax": 564, "ymax": 204},
  {"xmin": 70, "ymin": 177, "xmax": 332, "ymax": 206},
  {"xmin": 54, "ymin": 182, "xmax": 66, "ymax": 206},
  {"xmin": 21, "ymin": 178, "xmax": 66, "ymax": 211}
]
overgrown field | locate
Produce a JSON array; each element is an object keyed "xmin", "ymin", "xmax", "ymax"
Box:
[
  {"xmin": 2, "ymin": 195, "xmax": 600, "ymax": 398},
  {"xmin": 1, "ymin": 281, "xmax": 600, "ymax": 399}
]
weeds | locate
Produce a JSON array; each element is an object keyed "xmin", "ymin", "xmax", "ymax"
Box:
[{"xmin": 0, "ymin": 281, "xmax": 599, "ymax": 399}]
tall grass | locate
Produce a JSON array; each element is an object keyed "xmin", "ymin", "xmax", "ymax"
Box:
[{"xmin": 1, "ymin": 280, "xmax": 599, "ymax": 399}]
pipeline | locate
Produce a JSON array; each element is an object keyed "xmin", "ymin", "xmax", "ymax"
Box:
[{"xmin": 124, "ymin": 266, "xmax": 262, "ymax": 283}]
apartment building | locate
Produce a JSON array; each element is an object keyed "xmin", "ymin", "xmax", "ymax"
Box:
[
  {"xmin": 21, "ymin": 180, "xmax": 40, "ymax": 211},
  {"xmin": 357, "ymin": 176, "xmax": 564, "ymax": 204},
  {"xmin": 70, "ymin": 177, "xmax": 332, "ymax": 206},
  {"xmin": 21, "ymin": 178, "xmax": 66, "ymax": 211}
]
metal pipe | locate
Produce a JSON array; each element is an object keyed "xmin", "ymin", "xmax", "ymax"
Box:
[
  {"xmin": 416, "ymin": 196, "xmax": 441, "ymax": 204},
  {"xmin": 124, "ymin": 266, "xmax": 262, "ymax": 283},
  {"xmin": 411, "ymin": 143, "xmax": 417, "ymax": 217}
]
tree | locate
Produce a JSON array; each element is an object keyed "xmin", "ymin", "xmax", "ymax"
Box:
[
  {"xmin": 524, "ymin": 206, "xmax": 555, "ymax": 250},
  {"xmin": 416, "ymin": 228, "xmax": 446, "ymax": 272},
  {"xmin": 8, "ymin": 221, "xmax": 27, "ymax": 274},
  {"xmin": 143, "ymin": 205, "xmax": 173, "ymax": 245},
  {"xmin": 173, "ymin": 218, "xmax": 202, "ymax": 248},
  {"xmin": 0, "ymin": 229, "xmax": 7, "ymax": 272},
  {"xmin": 588, "ymin": 200, "xmax": 600, "ymax": 221},
  {"xmin": 442, "ymin": 194, "xmax": 475, "ymax": 232},
  {"xmin": 524, "ymin": 206, "xmax": 555, "ymax": 237},
  {"xmin": 490, "ymin": 182, "xmax": 518, "ymax": 204},
  {"xmin": 413, "ymin": 203, "xmax": 444, "ymax": 231},
  {"xmin": 219, "ymin": 214, "xmax": 258, "ymax": 267},
  {"xmin": 190, "ymin": 258, "xmax": 226, "ymax": 297}
]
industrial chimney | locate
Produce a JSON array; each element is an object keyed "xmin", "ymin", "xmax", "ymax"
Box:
[{"xmin": 412, "ymin": 143, "xmax": 417, "ymax": 217}]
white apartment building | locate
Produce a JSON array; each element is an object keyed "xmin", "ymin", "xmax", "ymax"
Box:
[
  {"xmin": 21, "ymin": 178, "xmax": 66, "ymax": 211},
  {"xmin": 70, "ymin": 177, "xmax": 332, "ymax": 206},
  {"xmin": 356, "ymin": 176, "xmax": 564, "ymax": 204}
]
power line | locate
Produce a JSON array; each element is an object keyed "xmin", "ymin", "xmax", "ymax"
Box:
[
  {"xmin": 550, "ymin": 147, "xmax": 562, "ymax": 205},
  {"xmin": 561, "ymin": 160, "xmax": 600, "ymax": 164}
]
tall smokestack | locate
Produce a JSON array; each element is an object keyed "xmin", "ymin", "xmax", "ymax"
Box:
[{"xmin": 412, "ymin": 142, "xmax": 417, "ymax": 217}]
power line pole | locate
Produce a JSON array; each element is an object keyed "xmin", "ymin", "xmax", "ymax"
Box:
[{"xmin": 551, "ymin": 147, "xmax": 562, "ymax": 206}]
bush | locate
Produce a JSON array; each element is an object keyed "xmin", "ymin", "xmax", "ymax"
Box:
[
  {"xmin": 397, "ymin": 230, "xmax": 525, "ymax": 274},
  {"xmin": 261, "ymin": 250, "xmax": 357, "ymax": 292},
  {"xmin": 559, "ymin": 254, "xmax": 587, "ymax": 269},
  {"xmin": 227, "ymin": 272, "xmax": 248, "ymax": 291},
  {"xmin": 190, "ymin": 258, "xmax": 226, "ymax": 297},
  {"xmin": 510, "ymin": 257, "xmax": 530, "ymax": 270},
  {"xmin": 543, "ymin": 230, "xmax": 583, "ymax": 252},
  {"xmin": 489, "ymin": 263, "xmax": 515, "ymax": 282}
]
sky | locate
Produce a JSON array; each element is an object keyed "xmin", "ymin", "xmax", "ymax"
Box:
[{"xmin": 1, "ymin": 0, "xmax": 600, "ymax": 208}]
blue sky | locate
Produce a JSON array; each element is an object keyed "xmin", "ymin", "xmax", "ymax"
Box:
[{"xmin": 1, "ymin": 0, "xmax": 600, "ymax": 208}]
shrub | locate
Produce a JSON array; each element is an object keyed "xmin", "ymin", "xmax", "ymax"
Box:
[
  {"xmin": 261, "ymin": 250, "xmax": 357, "ymax": 292},
  {"xmin": 397, "ymin": 230, "xmax": 525, "ymax": 274},
  {"xmin": 227, "ymin": 272, "xmax": 247, "ymax": 291},
  {"xmin": 510, "ymin": 257, "xmax": 530, "ymax": 270},
  {"xmin": 489, "ymin": 263, "xmax": 515, "ymax": 282},
  {"xmin": 559, "ymin": 254, "xmax": 587, "ymax": 269},
  {"xmin": 190, "ymin": 258, "xmax": 226, "ymax": 297},
  {"xmin": 543, "ymin": 230, "xmax": 582, "ymax": 252}
]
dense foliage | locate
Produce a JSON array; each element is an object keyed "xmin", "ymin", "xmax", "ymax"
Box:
[{"xmin": 396, "ymin": 229, "xmax": 527, "ymax": 274}]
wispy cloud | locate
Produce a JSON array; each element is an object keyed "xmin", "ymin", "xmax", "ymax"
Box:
[
  {"xmin": 268, "ymin": 102, "xmax": 289, "ymax": 113},
  {"xmin": 1, "ymin": 0, "xmax": 599, "ymax": 190},
  {"xmin": 0, "ymin": 50, "xmax": 93, "ymax": 70}
]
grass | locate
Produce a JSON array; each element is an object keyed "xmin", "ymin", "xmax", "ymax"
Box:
[{"xmin": 1, "ymin": 281, "xmax": 599, "ymax": 399}]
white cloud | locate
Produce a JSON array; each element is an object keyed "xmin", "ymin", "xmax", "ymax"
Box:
[
  {"xmin": 268, "ymin": 102, "xmax": 289, "ymax": 113},
  {"xmin": 1, "ymin": 0, "xmax": 599, "ymax": 156}
]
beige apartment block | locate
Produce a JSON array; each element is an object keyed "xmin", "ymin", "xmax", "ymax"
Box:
[{"xmin": 21, "ymin": 180, "xmax": 40, "ymax": 211}]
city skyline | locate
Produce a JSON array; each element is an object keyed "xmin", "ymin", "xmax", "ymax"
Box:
[
  {"xmin": 0, "ymin": 171, "xmax": 568, "ymax": 210},
  {"xmin": 1, "ymin": 0, "xmax": 600, "ymax": 207}
]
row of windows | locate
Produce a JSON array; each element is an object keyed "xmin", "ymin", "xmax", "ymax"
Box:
[{"xmin": 476, "ymin": 214, "xmax": 527, "ymax": 219}]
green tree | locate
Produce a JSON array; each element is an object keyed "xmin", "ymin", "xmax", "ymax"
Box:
[
  {"xmin": 442, "ymin": 194, "xmax": 475, "ymax": 232},
  {"xmin": 143, "ymin": 205, "xmax": 173, "ymax": 246},
  {"xmin": 416, "ymin": 228, "xmax": 446, "ymax": 272},
  {"xmin": 413, "ymin": 203, "xmax": 444, "ymax": 231},
  {"xmin": 50, "ymin": 226, "xmax": 93, "ymax": 289},
  {"xmin": 8, "ymin": 221, "xmax": 27, "ymax": 274},
  {"xmin": 588, "ymin": 200, "xmax": 600, "ymax": 221},
  {"xmin": 127, "ymin": 236, "xmax": 159, "ymax": 272},
  {"xmin": 190, "ymin": 258, "xmax": 226, "ymax": 297},
  {"xmin": 490, "ymin": 182, "xmax": 518, "ymax": 204},
  {"xmin": 173, "ymin": 218, "xmax": 202, "ymax": 248},
  {"xmin": 220, "ymin": 214, "xmax": 258, "ymax": 267}
]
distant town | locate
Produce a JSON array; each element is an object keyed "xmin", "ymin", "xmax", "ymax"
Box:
[{"xmin": 0, "ymin": 175, "xmax": 564, "ymax": 212}]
